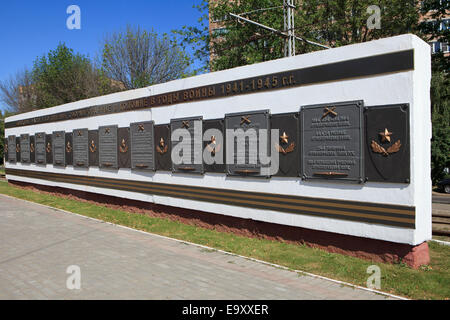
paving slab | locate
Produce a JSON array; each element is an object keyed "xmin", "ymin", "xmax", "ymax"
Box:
[{"xmin": 0, "ymin": 194, "xmax": 396, "ymax": 300}]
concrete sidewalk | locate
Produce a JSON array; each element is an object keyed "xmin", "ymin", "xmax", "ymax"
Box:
[{"xmin": 0, "ymin": 194, "xmax": 394, "ymax": 300}]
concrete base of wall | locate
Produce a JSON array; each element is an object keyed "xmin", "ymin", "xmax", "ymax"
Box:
[{"xmin": 8, "ymin": 180, "xmax": 430, "ymax": 269}]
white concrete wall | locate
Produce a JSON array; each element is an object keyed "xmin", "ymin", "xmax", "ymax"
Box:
[{"xmin": 5, "ymin": 34, "xmax": 432, "ymax": 245}]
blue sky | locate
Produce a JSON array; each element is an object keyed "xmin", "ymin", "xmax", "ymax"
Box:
[{"xmin": 0, "ymin": 0, "xmax": 203, "ymax": 111}]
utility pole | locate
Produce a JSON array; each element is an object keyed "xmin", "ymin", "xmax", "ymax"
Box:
[
  {"xmin": 284, "ymin": 0, "xmax": 295, "ymax": 57},
  {"xmin": 229, "ymin": 2, "xmax": 329, "ymax": 58}
]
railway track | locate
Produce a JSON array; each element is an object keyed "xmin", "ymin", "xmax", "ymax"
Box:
[{"xmin": 433, "ymin": 203, "xmax": 450, "ymax": 236}]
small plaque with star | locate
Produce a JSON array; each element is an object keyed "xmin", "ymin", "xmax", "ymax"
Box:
[
  {"xmin": 364, "ymin": 104, "xmax": 410, "ymax": 183},
  {"xmin": 270, "ymin": 112, "xmax": 300, "ymax": 177}
]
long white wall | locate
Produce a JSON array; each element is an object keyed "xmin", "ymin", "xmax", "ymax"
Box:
[{"xmin": 5, "ymin": 34, "xmax": 432, "ymax": 245}]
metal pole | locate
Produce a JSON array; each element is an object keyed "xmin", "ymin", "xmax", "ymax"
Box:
[
  {"xmin": 283, "ymin": 0, "xmax": 287, "ymax": 57},
  {"xmin": 287, "ymin": 0, "xmax": 292, "ymax": 56},
  {"xmin": 290, "ymin": 0, "xmax": 295, "ymax": 55}
]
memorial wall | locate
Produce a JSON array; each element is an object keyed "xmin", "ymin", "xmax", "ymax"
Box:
[{"xmin": 4, "ymin": 34, "xmax": 432, "ymax": 247}]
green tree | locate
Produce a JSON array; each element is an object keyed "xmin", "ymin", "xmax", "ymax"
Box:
[
  {"xmin": 174, "ymin": 0, "xmax": 419, "ymax": 72},
  {"xmin": 32, "ymin": 43, "xmax": 121, "ymax": 109},
  {"xmin": 100, "ymin": 25, "xmax": 191, "ymax": 90},
  {"xmin": 419, "ymin": 0, "xmax": 450, "ymax": 183}
]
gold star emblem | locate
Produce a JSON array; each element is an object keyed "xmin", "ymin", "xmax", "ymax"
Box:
[
  {"xmin": 379, "ymin": 128, "xmax": 392, "ymax": 143},
  {"xmin": 280, "ymin": 132, "xmax": 289, "ymax": 144}
]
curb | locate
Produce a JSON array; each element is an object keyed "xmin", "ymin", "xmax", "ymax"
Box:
[{"xmin": 0, "ymin": 192, "xmax": 408, "ymax": 300}]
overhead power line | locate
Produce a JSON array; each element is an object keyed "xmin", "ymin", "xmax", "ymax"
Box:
[{"xmin": 229, "ymin": 0, "xmax": 330, "ymax": 56}]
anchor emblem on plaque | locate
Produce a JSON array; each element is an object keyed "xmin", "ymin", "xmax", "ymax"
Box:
[
  {"xmin": 206, "ymin": 135, "xmax": 221, "ymax": 156},
  {"xmin": 119, "ymin": 138, "xmax": 128, "ymax": 153},
  {"xmin": 66, "ymin": 141, "xmax": 72, "ymax": 153},
  {"xmin": 89, "ymin": 140, "xmax": 97, "ymax": 153},
  {"xmin": 156, "ymin": 137, "xmax": 168, "ymax": 155}
]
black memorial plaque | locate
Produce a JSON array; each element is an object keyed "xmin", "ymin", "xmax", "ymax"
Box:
[
  {"xmin": 171, "ymin": 116, "xmax": 203, "ymax": 174},
  {"xmin": 225, "ymin": 110, "xmax": 270, "ymax": 177},
  {"xmin": 88, "ymin": 130, "xmax": 99, "ymax": 167},
  {"xmin": 53, "ymin": 131, "xmax": 66, "ymax": 167},
  {"xmin": 7, "ymin": 135, "xmax": 16, "ymax": 163},
  {"xmin": 16, "ymin": 136, "xmax": 21, "ymax": 163},
  {"xmin": 301, "ymin": 100, "xmax": 364, "ymax": 183},
  {"xmin": 30, "ymin": 135, "xmax": 35, "ymax": 163},
  {"xmin": 4, "ymin": 138, "xmax": 8, "ymax": 163},
  {"xmin": 118, "ymin": 127, "xmax": 131, "ymax": 169},
  {"xmin": 203, "ymin": 118, "xmax": 225, "ymax": 173},
  {"xmin": 20, "ymin": 134, "xmax": 31, "ymax": 164},
  {"xmin": 45, "ymin": 134, "xmax": 52, "ymax": 164},
  {"xmin": 73, "ymin": 129, "xmax": 89, "ymax": 168},
  {"xmin": 130, "ymin": 121, "xmax": 155, "ymax": 170},
  {"xmin": 65, "ymin": 132, "xmax": 73, "ymax": 166},
  {"xmin": 35, "ymin": 133, "xmax": 46, "ymax": 165},
  {"xmin": 99, "ymin": 125, "xmax": 118, "ymax": 169},
  {"xmin": 365, "ymin": 104, "xmax": 410, "ymax": 183},
  {"xmin": 154, "ymin": 124, "xmax": 171, "ymax": 171},
  {"xmin": 271, "ymin": 112, "xmax": 300, "ymax": 177}
]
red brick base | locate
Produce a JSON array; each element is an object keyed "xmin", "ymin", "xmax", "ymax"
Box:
[{"xmin": 8, "ymin": 180, "xmax": 430, "ymax": 268}]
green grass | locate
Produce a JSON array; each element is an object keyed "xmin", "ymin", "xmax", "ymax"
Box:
[{"xmin": 0, "ymin": 180, "xmax": 449, "ymax": 300}]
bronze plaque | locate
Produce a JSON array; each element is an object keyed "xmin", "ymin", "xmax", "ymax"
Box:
[
  {"xmin": 30, "ymin": 135, "xmax": 35, "ymax": 163},
  {"xmin": 365, "ymin": 104, "xmax": 410, "ymax": 183},
  {"xmin": 53, "ymin": 131, "xmax": 66, "ymax": 167},
  {"xmin": 203, "ymin": 118, "xmax": 225, "ymax": 173},
  {"xmin": 4, "ymin": 138, "xmax": 8, "ymax": 163},
  {"xmin": 15, "ymin": 137, "xmax": 21, "ymax": 162},
  {"xmin": 130, "ymin": 121, "xmax": 155, "ymax": 171},
  {"xmin": 20, "ymin": 134, "xmax": 31, "ymax": 164},
  {"xmin": 45, "ymin": 134, "xmax": 52, "ymax": 164},
  {"xmin": 154, "ymin": 124, "xmax": 171, "ymax": 171},
  {"xmin": 35, "ymin": 133, "xmax": 46, "ymax": 165},
  {"xmin": 99, "ymin": 125, "xmax": 118, "ymax": 169},
  {"xmin": 171, "ymin": 116, "xmax": 203, "ymax": 174},
  {"xmin": 7, "ymin": 136, "xmax": 16, "ymax": 163},
  {"xmin": 118, "ymin": 127, "xmax": 131, "ymax": 168},
  {"xmin": 65, "ymin": 133, "xmax": 73, "ymax": 166},
  {"xmin": 225, "ymin": 110, "xmax": 271, "ymax": 177},
  {"xmin": 88, "ymin": 130, "xmax": 99, "ymax": 167},
  {"xmin": 271, "ymin": 112, "xmax": 300, "ymax": 177},
  {"xmin": 73, "ymin": 129, "xmax": 89, "ymax": 168},
  {"xmin": 301, "ymin": 100, "xmax": 364, "ymax": 183}
]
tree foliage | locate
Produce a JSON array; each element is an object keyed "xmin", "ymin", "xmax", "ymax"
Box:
[
  {"xmin": 32, "ymin": 43, "xmax": 121, "ymax": 109},
  {"xmin": 0, "ymin": 68, "xmax": 35, "ymax": 113},
  {"xmin": 100, "ymin": 25, "xmax": 191, "ymax": 90},
  {"xmin": 0, "ymin": 43, "xmax": 122, "ymax": 113},
  {"xmin": 419, "ymin": 0, "xmax": 450, "ymax": 183},
  {"xmin": 174, "ymin": 0, "xmax": 419, "ymax": 72}
]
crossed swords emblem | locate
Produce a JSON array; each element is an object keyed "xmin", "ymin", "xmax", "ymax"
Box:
[
  {"xmin": 240, "ymin": 116, "xmax": 251, "ymax": 125},
  {"xmin": 322, "ymin": 106, "xmax": 337, "ymax": 119}
]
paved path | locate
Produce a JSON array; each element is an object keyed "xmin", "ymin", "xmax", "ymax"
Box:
[{"xmin": 0, "ymin": 194, "xmax": 393, "ymax": 300}]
